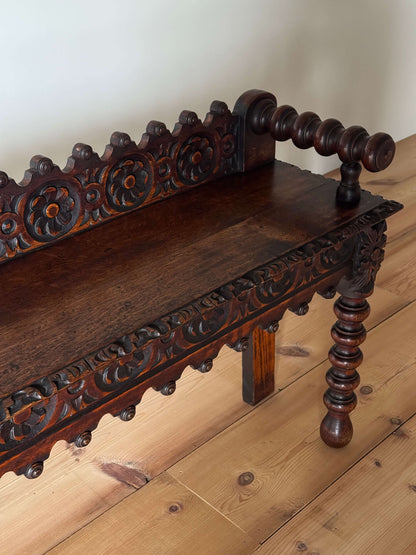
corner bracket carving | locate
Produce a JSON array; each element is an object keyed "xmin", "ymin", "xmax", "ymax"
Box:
[{"xmin": 337, "ymin": 220, "xmax": 387, "ymax": 297}]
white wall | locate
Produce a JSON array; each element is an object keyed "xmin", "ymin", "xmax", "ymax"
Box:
[{"xmin": 0, "ymin": 0, "xmax": 414, "ymax": 179}]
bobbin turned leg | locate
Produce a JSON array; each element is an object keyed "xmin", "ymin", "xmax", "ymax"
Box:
[
  {"xmin": 320, "ymin": 296, "xmax": 370, "ymax": 447},
  {"xmin": 242, "ymin": 325, "xmax": 277, "ymax": 405}
]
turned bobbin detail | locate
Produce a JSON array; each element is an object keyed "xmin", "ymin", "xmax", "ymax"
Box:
[
  {"xmin": 320, "ymin": 296, "xmax": 370, "ymax": 447},
  {"xmin": 318, "ymin": 218, "xmax": 389, "ymax": 447},
  {"xmin": 319, "ymin": 220, "xmax": 387, "ymax": 447},
  {"xmin": 237, "ymin": 90, "xmax": 396, "ymax": 205}
]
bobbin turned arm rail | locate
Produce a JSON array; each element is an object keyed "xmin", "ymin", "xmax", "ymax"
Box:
[{"xmin": 234, "ymin": 90, "xmax": 396, "ymax": 205}]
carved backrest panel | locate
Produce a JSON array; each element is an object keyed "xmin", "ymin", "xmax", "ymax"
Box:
[{"xmin": 0, "ymin": 101, "xmax": 238, "ymax": 263}]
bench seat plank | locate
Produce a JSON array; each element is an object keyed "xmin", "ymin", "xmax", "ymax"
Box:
[{"xmin": 0, "ymin": 160, "xmax": 386, "ymax": 398}]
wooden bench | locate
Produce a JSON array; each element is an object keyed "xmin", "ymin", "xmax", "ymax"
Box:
[{"xmin": 0, "ymin": 90, "xmax": 402, "ymax": 479}]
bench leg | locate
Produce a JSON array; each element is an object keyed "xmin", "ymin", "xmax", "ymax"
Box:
[
  {"xmin": 242, "ymin": 327, "xmax": 276, "ymax": 405},
  {"xmin": 320, "ymin": 295, "xmax": 370, "ymax": 447}
]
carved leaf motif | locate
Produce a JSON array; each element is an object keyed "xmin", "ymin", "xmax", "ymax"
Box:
[
  {"xmin": 0, "ymin": 397, "xmax": 57, "ymax": 449},
  {"xmin": 94, "ymin": 348, "xmax": 152, "ymax": 392}
]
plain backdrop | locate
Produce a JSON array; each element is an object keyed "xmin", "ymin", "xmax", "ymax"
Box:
[{"xmin": 0, "ymin": 0, "xmax": 414, "ymax": 179}]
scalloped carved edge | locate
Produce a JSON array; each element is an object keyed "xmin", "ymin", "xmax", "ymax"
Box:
[
  {"xmin": 4, "ymin": 283, "xmax": 339, "ymax": 479},
  {"xmin": 0, "ymin": 200, "xmax": 402, "ymax": 478},
  {"xmin": 0, "ymin": 101, "xmax": 238, "ymax": 262}
]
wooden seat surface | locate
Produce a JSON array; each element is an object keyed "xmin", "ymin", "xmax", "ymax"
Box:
[{"xmin": 0, "ymin": 160, "xmax": 385, "ymax": 398}]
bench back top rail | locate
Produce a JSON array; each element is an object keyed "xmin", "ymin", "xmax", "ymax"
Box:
[{"xmin": 0, "ymin": 90, "xmax": 394, "ymax": 264}]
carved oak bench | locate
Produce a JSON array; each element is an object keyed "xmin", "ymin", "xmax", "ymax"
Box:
[{"xmin": 0, "ymin": 90, "xmax": 401, "ymax": 479}]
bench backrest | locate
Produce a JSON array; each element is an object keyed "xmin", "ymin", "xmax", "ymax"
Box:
[{"xmin": 0, "ymin": 90, "xmax": 394, "ymax": 264}]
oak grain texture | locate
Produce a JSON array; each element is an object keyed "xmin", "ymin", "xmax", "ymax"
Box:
[{"xmin": 242, "ymin": 327, "xmax": 275, "ymax": 404}]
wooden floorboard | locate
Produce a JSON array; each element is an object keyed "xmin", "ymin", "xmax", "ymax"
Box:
[
  {"xmin": 376, "ymin": 228, "xmax": 416, "ymax": 301},
  {"xmin": 255, "ymin": 413, "xmax": 416, "ymax": 555},
  {"xmin": 1, "ymin": 135, "xmax": 414, "ymax": 554},
  {"xmin": 49, "ymin": 473, "xmax": 258, "ymax": 555}
]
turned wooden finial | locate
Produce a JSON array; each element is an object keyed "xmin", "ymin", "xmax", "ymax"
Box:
[{"xmin": 244, "ymin": 92, "xmax": 395, "ymax": 206}]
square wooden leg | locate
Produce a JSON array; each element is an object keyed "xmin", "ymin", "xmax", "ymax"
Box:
[{"xmin": 242, "ymin": 327, "xmax": 275, "ymax": 405}]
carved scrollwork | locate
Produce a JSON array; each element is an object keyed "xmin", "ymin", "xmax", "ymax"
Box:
[
  {"xmin": 94, "ymin": 346, "xmax": 153, "ymax": 392},
  {"xmin": 0, "ymin": 211, "xmax": 26, "ymax": 257},
  {"xmin": 75, "ymin": 167, "xmax": 109, "ymax": 225},
  {"xmin": 181, "ymin": 304, "xmax": 231, "ymax": 344},
  {"xmin": 0, "ymin": 396, "xmax": 58, "ymax": 449}
]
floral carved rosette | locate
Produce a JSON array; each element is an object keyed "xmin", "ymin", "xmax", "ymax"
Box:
[
  {"xmin": 24, "ymin": 181, "xmax": 81, "ymax": 243},
  {"xmin": 338, "ymin": 221, "xmax": 387, "ymax": 297},
  {"xmin": 177, "ymin": 134, "xmax": 218, "ymax": 186},
  {"xmin": 105, "ymin": 155, "xmax": 153, "ymax": 212}
]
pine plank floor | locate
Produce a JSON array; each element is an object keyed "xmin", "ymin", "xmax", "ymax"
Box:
[{"xmin": 1, "ymin": 136, "xmax": 414, "ymax": 555}]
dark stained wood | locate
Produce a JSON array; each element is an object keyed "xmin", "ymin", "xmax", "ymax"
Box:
[
  {"xmin": 0, "ymin": 90, "xmax": 402, "ymax": 479},
  {"xmin": 243, "ymin": 91, "xmax": 395, "ymax": 205},
  {"xmin": 242, "ymin": 326, "xmax": 276, "ymax": 405},
  {"xmin": 0, "ymin": 162, "xmax": 392, "ymax": 397},
  {"xmin": 0, "ymin": 103, "xmax": 238, "ymax": 264},
  {"xmin": 320, "ymin": 220, "xmax": 388, "ymax": 446},
  {"xmin": 320, "ymin": 296, "xmax": 369, "ymax": 447}
]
